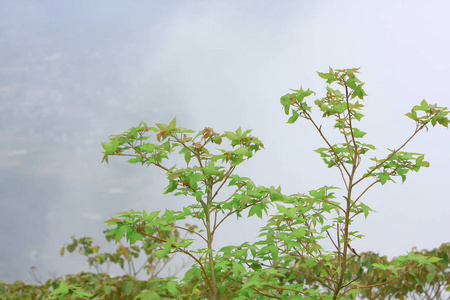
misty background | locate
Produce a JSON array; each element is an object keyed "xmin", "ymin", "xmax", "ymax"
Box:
[{"xmin": 1, "ymin": 0, "xmax": 449, "ymax": 284}]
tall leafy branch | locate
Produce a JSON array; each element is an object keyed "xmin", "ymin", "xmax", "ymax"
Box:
[
  {"xmin": 101, "ymin": 120, "xmax": 273, "ymax": 299},
  {"xmin": 273, "ymin": 67, "xmax": 449, "ymax": 299}
]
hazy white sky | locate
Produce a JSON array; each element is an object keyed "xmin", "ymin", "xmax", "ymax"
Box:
[{"xmin": 1, "ymin": 0, "xmax": 449, "ymax": 283}]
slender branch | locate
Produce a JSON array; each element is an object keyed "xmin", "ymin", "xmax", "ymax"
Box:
[
  {"xmin": 174, "ymin": 225, "xmax": 207, "ymax": 243},
  {"xmin": 171, "ymin": 133, "xmax": 199, "ymax": 157},
  {"xmin": 333, "ymin": 83, "xmax": 360, "ymax": 300},
  {"xmin": 344, "ymin": 84, "xmax": 360, "ymax": 167},
  {"xmin": 348, "ymin": 266, "xmax": 412, "ymax": 291},
  {"xmin": 318, "ymin": 199, "xmax": 346, "ymax": 214},
  {"xmin": 139, "ymin": 229, "xmax": 216, "ymax": 295},
  {"xmin": 213, "ymin": 209, "xmax": 219, "ymax": 235},
  {"xmin": 211, "ymin": 194, "xmax": 268, "ymax": 237},
  {"xmin": 353, "ymin": 125, "xmax": 425, "ymax": 187},
  {"xmin": 341, "ymin": 275, "xmax": 360, "ymax": 288},
  {"xmin": 352, "ymin": 179, "xmax": 379, "ymax": 206},
  {"xmin": 275, "ymin": 262, "xmax": 336, "ymax": 289},
  {"xmin": 337, "ymin": 222, "xmax": 341, "ymax": 267},
  {"xmin": 210, "ymin": 165, "xmax": 236, "ymax": 201},
  {"xmin": 326, "ymin": 230, "xmax": 339, "ymax": 251},
  {"xmin": 351, "ymin": 161, "xmax": 413, "ymax": 212},
  {"xmin": 113, "ymin": 153, "xmax": 136, "ymax": 157},
  {"xmin": 211, "ymin": 182, "xmax": 247, "ymax": 214},
  {"xmin": 217, "ymin": 268, "xmax": 234, "ymax": 289},
  {"xmin": 337, "ymin": 163, "xmax": 349, "ymax": 190},
  {"xmin": 267, "ymin": 283, "xmax": 321, "ymax": 300},
  {"xmin": 284, "ymin": 220, "xmax": 334, "ymax": 279},
  {"xmin": 250, "ymin": 287, "xmax": 282, "ymax": 299},
  {"xmin": 303, "ymin": 110, "xmax": 351, "ymax": 177},
  {"xmin": 205, "ymin": 181, "xmax": 218, "ymax": 299},
  {"xmin": 338, "ymin": 111, "xmax": 354, "ymax": 162}
]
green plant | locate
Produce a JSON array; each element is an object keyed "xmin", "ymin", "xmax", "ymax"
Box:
[
  {"xmin": 102, "ymin": 122, "xmax": 271, "ymax": 299},
  {"xmin": 101, "ymin": 67, "xmax": 449, "ymax": 299},
  {"xmin": 244, "ymin": 67, "xmax": 448, "ymax": 299},
  {"xmin": 354, "ymin": 243, "xmax": 450, "ymax": 299},
  {"xmin": 47, "ymin": 281, "xmax": 93, "ymax": 300},
  {"xmin": 0, "ymin": 273, "xmax": 155, "ymax": 300},
  {"xmin": 3, "ymin": 244, "xmax": 447, "ymax": 299},
  {"xmin": 60, "ymin": 227, "xmax": 192, "ymax": 278}
]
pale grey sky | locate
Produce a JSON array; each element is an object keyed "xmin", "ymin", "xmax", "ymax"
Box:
[{"xmin": 1, "ymin": 0, "xmax": 449, "ymax": 283}]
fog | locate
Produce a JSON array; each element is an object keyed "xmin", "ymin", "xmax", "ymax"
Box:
[{"xmin": 1, "ymin": 0, "xmax": 449, "ymax": 284}]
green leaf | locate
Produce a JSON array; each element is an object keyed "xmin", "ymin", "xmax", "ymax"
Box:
[
  {"xmin": 101, "ymin": 140, "xmax": 120, "ymax": 155},
  {"xmin": 317, "ymin": 68, "xmax": 337, "ymax": 83},
  {"xmin": 203, "ymin": 161, "xmax": 221, "ymax": 176},
  {"xmin": 140, "ymin": 143, "xmax": 156, "ymax": 153},
  {"xmin": 144, "ymin": 210, "xmax": 160, "ymax": 222},
  {"xmin": 166, "ymin": 280, "xmax": 179, "ymax": 296},
  {"xmin": 352, "ymin": 128, "xmax": 366, "ymax": 138},
  {"xmin": 59, "ymin": 281, "xmax": 69, "ymax": 294},
  {"xmin": 187, "ymin": 172, "xmax": 204, "ymax": 189},
  {"xmin": 377, "ymin": 172, "xmax": 390, "ymax": 185},
  {"xmin": 415, "ymin": 155, "xmax": 430, "ymax": 168},
  {"xmin": 234, "ymin": 147, "xmax": 249, "ymax": 157},
  {"xmin": 128, "ymin": 155, "xmax": 143, "ymax": 164},
  {"xmin": 442, "ymin": 253, "xmax": 449, "ymax": 266},
  {"xmin": 154, "ymin": 245, "xmax": 171, "ymax": 259},
  {"xmin": 129, "ymin": 232, "xmax": 143, "ymax": 244},
  {"xmin": 104, "ymin": 285, "xmax": 112, "ymax": 295},
  {"xmin": 418, "ymin": 256, "xmax": 442, "ymax": 266},
  {"xmin": 287, "ymin": 109, "xmax": 299, "ymax": 123},
  {"xmin": 162, "ymin": 141, "xmax": 171, "ymax": 151},
  {"xmin": 315, "ymin": 147, "xmax": 329, "ymax": 154},
  {"xmin": 426, "ymin": 272, "xmax": 435, "ymax": 283},
  {"xmin": 277, "ymin": 204, "xmax": 297, "ymax": 218},
  {"xmin": 124, "ymin": 281, "xmax": 134, "ymax": 295},
  {"xmin": 309, "ymin": 189, "xmax": 325, "ymax": 199},
  {"xmin": 280, "ymin": 95, "xmax": 292, "ymax": 115},
  {"xmin": 372, "ymin": 263, "xmax": 387, "ymax": 270},
  {"xmin": 135, "ymin": 290, "xmax": 161, "ymax": 300},
  {"xmin": 332, "ymin": 103, "xmax": 347, "ymax": 114},
  {"xmin": 405, "ymin": 110, "xmax": 418, "ymax": 121},
  {"xmin": 292, "ymin": 227, "xmax": 306, "ymax": 238},
  {"xmin": 358, "ymin": 202, "xmax": 373, "ymax": 219},
  {"xmin": 164, "ymin": 180, "xmax": 178, "ymax": 194},
  {"xmin": 352, "ymin": 86, "xmax": 368, "ymax": 99},
  {"xmin": 397, "ymin": 168, "xmax": 408, "ymax": 182},
  {"xmin": 169, "ymin": 117, "xmax": 177, "ymax": 130},
  {"xmin": 115, "ymin": 225, "xmax": 132, "ymax": 242},
  {"xmin": 353, "ymin": 112, "xmax": 365, "ymax": 121},
  {"xmin": 269, "ymin": 186, "xmax": 283, "ymax": 201},
  {"xmin": 420, "ymin": 99, "xmax": 429, "ymax": 111},
  {"xmin": 212, "ymin": 135, "xmax": 222, "ymax": 144},
  {"xmin": 260, "ymin": 244, "xmax": 279, "ymax": 260},
  {"xmin": 248, "ymin": 205, "xmax": 263, "ymax": 218},
  {"xmin": 232, "ymin": 262, "xmax": 246, "ymax": 275}
]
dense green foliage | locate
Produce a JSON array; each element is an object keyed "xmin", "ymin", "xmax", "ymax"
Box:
[
  {"xmin": 1, "ymin": 272, "xmax": 152, "ymax": 300},
  {"xmin": 2, "ymin": 68, "xmax": 448, "ymax": 299},
  {"xmin": 1, "ymin": 243, "xmax": 448, "ymax": 299},
  {"xmin": 355, "ymin": 243, "xmax": 450, "ymax": 300}
]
